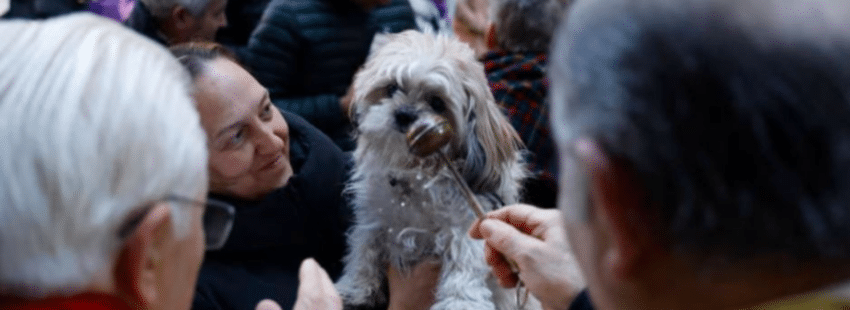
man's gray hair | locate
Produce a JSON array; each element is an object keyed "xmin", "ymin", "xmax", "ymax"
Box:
[
  {"xmin": 0, "ymin": 14, "xmax": 208, "ymax": 297},
  {"xmin": 488, "ymin": 0, "xmax": 569, "ymax": 53},
  {"xmin": 140, "ymin": 0, "xmax": 213, "ymax": 18},
  {"xmin": 551, "ymin": 0, "xmax": 850, "ymax": 265}
]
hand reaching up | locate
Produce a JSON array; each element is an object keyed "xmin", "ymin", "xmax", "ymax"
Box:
[{"xmin": 255, "ymin": 258, "xmax": 342, "ymax": 310}]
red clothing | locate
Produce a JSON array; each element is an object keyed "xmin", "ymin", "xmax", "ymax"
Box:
[{"xmin": 0, "ymin": 293, "xmax": 132, "ymax": 310}]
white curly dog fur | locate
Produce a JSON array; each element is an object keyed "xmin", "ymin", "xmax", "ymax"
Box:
[{"xmin": 335, "ymin": 30, "xmax": 532, "ymax": 310}]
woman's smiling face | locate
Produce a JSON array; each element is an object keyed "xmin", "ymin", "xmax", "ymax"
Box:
[{"xmin": 194, "ymin": 57, "xmax": 293, "ymax": 200}]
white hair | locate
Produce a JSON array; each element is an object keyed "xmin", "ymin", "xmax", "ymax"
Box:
[
  {"xmin": 0, "ymin": 13, "xmax": 208, "ymax": 298},
  {"xmin": 0, "ymin": 0, "xmax": 8, "ymax": 17},
  {"xmin": 140, "ymin": 0, "xmax": 214, "ymax": 18}
]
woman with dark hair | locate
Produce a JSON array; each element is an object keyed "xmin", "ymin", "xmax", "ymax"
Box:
[
  {"xmin": 170, "ymin": 42, "xmax": 352, "ymax": 310},
  {"xmin": 171, "ymin": 42, "xmax": 440, "ymax": 310}
]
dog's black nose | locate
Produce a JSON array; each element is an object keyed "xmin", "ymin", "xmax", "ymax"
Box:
[{"xmin": 394, "ymin": 106, "xmax": 418, "ymax": 130}]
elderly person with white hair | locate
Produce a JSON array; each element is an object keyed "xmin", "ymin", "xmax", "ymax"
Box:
[
  {"xmin": 124, "ymin": 0, "xmax": 227, "ymax": 45},
  {"xmin": 0, "ymin": 13, "xmax": 340, "ymax": 310}
]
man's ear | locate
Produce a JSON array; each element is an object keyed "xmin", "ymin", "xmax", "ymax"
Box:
[
  {"xmin": 575, "ymin": 139, "xmax": 651, "ymax": 280},
  {"xmin": 170, "ymin": 6, "xmax": 195, "ymax": 30},
  {"xmin": 114, "ymin": 204, "xmax": 175, "ymax": 309},
  {"xmin": 485, "ymin": 23, "xmax": 498, "ymax": 50}
]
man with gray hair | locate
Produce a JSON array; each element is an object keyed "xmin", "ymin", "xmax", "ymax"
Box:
[
  {"xmin": 0, "ymin": 12, "xmax": 211, "ymax": 310},
  {"xmin": 483, "ymin": 0, "xmax": 570, "ymax": 209},
  {"xmin": 0, "ymin": 13, "xmax": 341, "ymax": 310},
  {"xmin": 124, "ymin": 0, "xmax": 227, "ymax": 45},
  {"xmin": 471, "ymin": 0, "xmax": 850, "ymax": 309}
]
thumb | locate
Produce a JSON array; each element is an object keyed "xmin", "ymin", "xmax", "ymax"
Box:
[
  {"xmin": 298, "ymin": 258, "xmax": 334, "ymax": 290},
  {"xmin": 255, "ymin": 299, "xmax": 282, "ymax": 310},
  {"xmin": 294, "ymin": 258, "xmax": 343, "ymax": 310},
  {"xmin": 299, "ymin": 258, "xmax": 321, "ymax": 281},
  {"xmin": 479, "ymin": 219, "xmax": 542, "ymax": 262}
]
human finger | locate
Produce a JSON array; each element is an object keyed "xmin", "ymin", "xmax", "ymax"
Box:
[
  {"xmin": 483, "ymin": 242, "xmax": 519, "ymax": 288},
  {"xmin": 293, "ymin": 258, "xmax": 343, "ymax": 310},
  {"xmin": 478, "ymin": 219, "xmax": 549, "ymax": 270},
  {"xmin": 254, "ymin": 299, "xmax": 282, "ymax": 310},
  {"xmin": 469, "ymin": 204, "xmax": 536, "ymax": 239},
  {"xmin": 491, "ymin": 205, "xmax": 563, "ymax": 238},
  {"xmin": 469, "ymin": 204, "xmax": 539, "ymax": 239},
  {"xmin": 470, "ymin": 204, "xmax": 562, "ymax": 240}
]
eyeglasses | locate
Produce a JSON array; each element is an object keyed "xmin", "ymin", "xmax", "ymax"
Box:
[{"xmin": 118, "ymin": 195, "xmax": 236, "ymax": 251}]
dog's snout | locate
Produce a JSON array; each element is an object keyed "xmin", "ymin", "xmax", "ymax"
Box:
[{"xmin": 394, "ymin": 106, "xmax": 418, "ymax": 130}]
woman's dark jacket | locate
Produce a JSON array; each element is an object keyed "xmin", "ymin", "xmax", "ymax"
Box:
[
  {"xmin": 192, "ymin": 111, "xmax": 353, "ymax": 310},
  {"xmin": 240, "ymin": 0, "xmax": 416, "ymax": 151},
  {"xmin": 217, "ymin": 0, "xmax": 272, "ymax": 48}
]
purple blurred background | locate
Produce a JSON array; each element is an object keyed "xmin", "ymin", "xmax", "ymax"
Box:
[{"xmin": 88, "ymin": 0, "xmax": 136, "ymax": 22}]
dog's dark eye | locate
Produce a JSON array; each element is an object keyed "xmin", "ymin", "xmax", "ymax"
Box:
[
  {"xmin": 385, "ymin": 83, "xmax": 399, "ymax": 97},
  {"xmin": 428, "ymin": 96, "xmax": 446, "ymax": 113}
]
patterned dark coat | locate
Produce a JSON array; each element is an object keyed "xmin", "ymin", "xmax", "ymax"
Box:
[{"xmin": 484, "ymin": 50, "xmax": 558, "ymax": 208}]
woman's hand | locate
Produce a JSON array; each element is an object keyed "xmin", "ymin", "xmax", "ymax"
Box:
[
  {"xmin": 387, "ymin": 260, "xmax": 442, "ymax": 310},
  {"xmin": 468, "ymin": 204, "xmax": 584, "ymax": 310},
  {"xmin": 255, "ymin": 258, "xmax": 343, "ymax": 310},
  {"xmin": 256, "ymin": 258, "xmax": 440, "ymax": 310}
]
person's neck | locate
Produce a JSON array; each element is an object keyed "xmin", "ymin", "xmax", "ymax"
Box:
[{"xmin": 157, "ymin": 21, "xmax": 184, "ymax": 45}]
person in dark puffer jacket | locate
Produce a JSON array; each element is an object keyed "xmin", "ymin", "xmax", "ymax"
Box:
[
  {"xmin": 241, "ymin": 0, "xmax": 416, "ymax": 151},
  {"xmin": 216, "ymin": 0, "xmax": 270, "ymax": 49},
  {"xmin": 205, "ymin": 0, "xmax": 271, "ymax": 62},
  {"xmin": 483, "ymin": 0, "xmax": 570, "ymax": 209}
]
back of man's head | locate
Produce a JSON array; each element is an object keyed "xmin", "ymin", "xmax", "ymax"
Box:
[
  {"xmin": 489, "ymin": 0, "xmax": 570, "ymax": 53},
  {"xmin": 550, "ymin": 0, "xmax": 850, "ymax": 267},
  {"xmin": 0, "ymin": 13, "xmax": 208, "ymax": 298}
]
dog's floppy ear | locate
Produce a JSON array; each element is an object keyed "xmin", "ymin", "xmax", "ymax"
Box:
[
  {"xmin": 458, "ymin": 59, "xmax": 524, "ymax": 194},
  {"xmin": 351, "ymin": 31, "xmax": 409, "ymax": 129},
  {"xmin": 348, "ymin": 68, "xmax": 366, "ymax": 132}
]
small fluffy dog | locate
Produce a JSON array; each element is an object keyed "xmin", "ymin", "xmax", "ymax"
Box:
[{"xmin": 335, "ymin": 30, "xmax": 529, "ymax": 309}]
